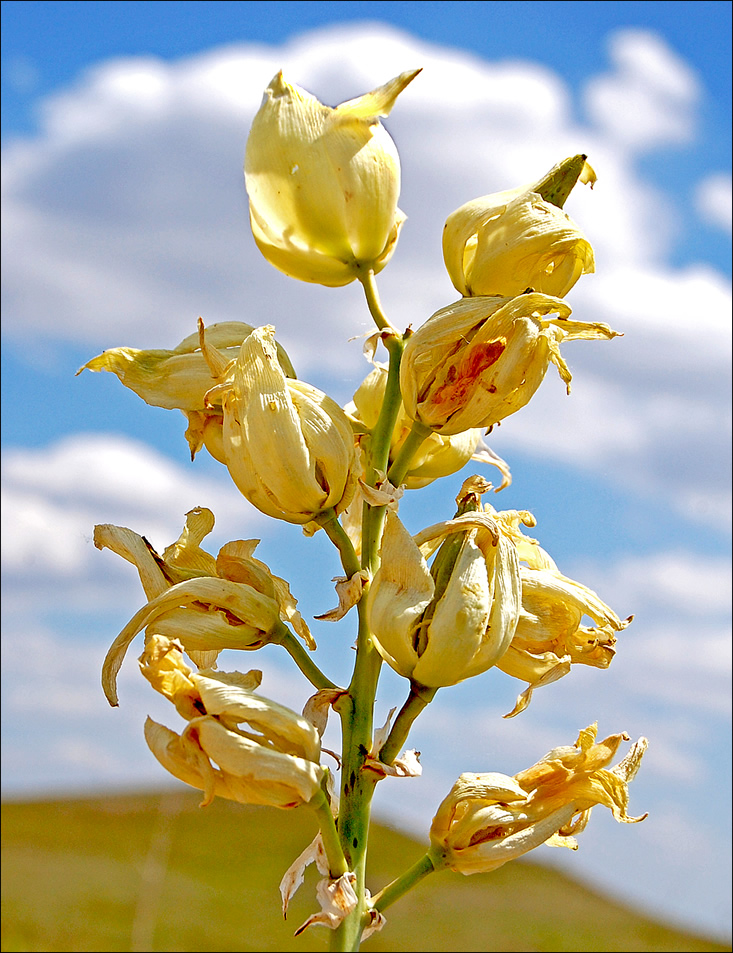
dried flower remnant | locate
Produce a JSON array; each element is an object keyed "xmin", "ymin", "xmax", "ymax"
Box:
[
  {"xmin": 96, "ymin": 507, "xmax": 312, "ymax": 706},
  {"xmin": 141, "ymin": 636, "xmax": 325, "ymax": 808},
  {"xmin": 429, "ymin": 724, "xmax": 647, "ymax": 875},
  {"xmin": 400, "ymin": 292, "xmax": 620, "ymax": 436}
]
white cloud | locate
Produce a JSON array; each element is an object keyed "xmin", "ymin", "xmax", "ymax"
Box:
[
  {"xmin": 1, "ymin": 433, "xmax": 267, "ymax": 576},
  {"xmin": 583, "ymin": 29, "xmax": 701, "ymax": 151},
  {"xmin": 1, "ymin": 23, "xmax": 729, "ymax": 527},
  {"xmin": 695, "ymin": 172, "xmax": 733, "ymax": 233}
]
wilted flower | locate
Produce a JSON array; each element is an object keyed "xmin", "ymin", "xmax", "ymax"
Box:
[
  {"xmin": 400, "ymin": 292, "xmax": 620, "ymax": 435},
  {"xmin": 96, "ymin": 507, "xmax": 313, "ymax": 706},
  {"xmin": 77, "ymin": 321, "xmax": 295, "ymax": 460},
  {"xmin": 367, "ymin": 488, "xmax": 520, "ymax": 688},
  {"xmin": 489, "ymin": 508, "xmax": 632, "ymax": 716},
  {"xmin": 346, "ymin": 365, "xmax": 511, "ymax": 490},
  {"xmin": 204, "ymin": 325, "xmax": 359, "ymax": 526},
  {"xmin": 443, "ymin": 155, "xmax": 596, "ymax": 298},
  {"xmin": 141, "ymin": 635, "xmax": 325, "ymax": 808},
  {"xmin": 429, "ymin": 723, "xmax": 647, "ymax": 875},
  {"xmin": 245, "ymin": 69, "xmax": 420, "ymax": 286}
]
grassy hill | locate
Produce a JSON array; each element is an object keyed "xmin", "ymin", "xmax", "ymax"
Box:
[{"xmin": 2, "ymin": 789, "xmax": 729, "ymax": 953}]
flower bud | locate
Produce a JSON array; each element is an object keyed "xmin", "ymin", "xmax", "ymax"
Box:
[
  {"xmin": 443, "ymin": 155, "xmax": 596, "ymax": 298},
  {"xmin": 429, "ymin": 723, "xmax": 647, "ymax": 875},
  {"xmin": 209, "ymin": 325, "xmax": 358, "ymax": 525},
  {"xmin": 245, "ymin": 69, "xmax": 420, "ymax": 286},
  {"xmin": 400, "ymin": 293, "xmax": 619, "ymax": 435},
  {"xmin": 141, "ymin": 636, "xmax": 325, "ymax": 808},
  {"xmin": 367, "ymin": 486, "xmax": 520, "ymax": 688},
  {"xmin": 96, "ymin": 507, "xmax": 314, "ymax": 706}
]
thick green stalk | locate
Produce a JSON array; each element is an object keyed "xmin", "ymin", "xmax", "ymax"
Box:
[
  {"xmin": 330, "ymin": 274, "xmax": 446, "ymax": 950},
  {"xmin": 330, "ymin": 275, "xmax": 404, "ymax": 951},
  {"xmin": 330, "ymin": 598, "xmax": 381, "ymax": 952}
]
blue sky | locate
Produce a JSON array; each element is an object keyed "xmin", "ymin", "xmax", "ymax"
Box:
[{"xmin": 2, "ymin": 0, "xmax": 731, "ymax": 944}]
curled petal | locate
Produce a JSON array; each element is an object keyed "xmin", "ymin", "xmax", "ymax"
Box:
[
  {"xmin": 280, "ymin": 833, "xmax": 330, "ymax": 918},
  {"xmin": 102, "ymin": 577, "xmax": 281, "ymax": 706},
  {"xmin": 315, "ymin": 571, "xmax": 370, "ymax": 622},
  {"xmin": 94, "ymin": 524, "xmax": 168, "ymax": 601}
]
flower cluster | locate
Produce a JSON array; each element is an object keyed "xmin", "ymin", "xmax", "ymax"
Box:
[{"xmin": 83, "ymin": 67, "xmax": 647, "ymax": 950}]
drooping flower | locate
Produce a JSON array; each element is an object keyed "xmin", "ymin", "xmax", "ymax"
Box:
[
  {"xmin": 140, "ymin": 635, "xmax": 325, "ymax": 808},
  {"xmin": 245, "ymin": 69, "xmax": 420, "ymax": 286},
  {"xmin": 429, "ymin": 723, "xmax": 647, "ymax": 875},
  {"xmin": 400, "ymin": 292, "xmax": 620, "ymax": 436},
  {"xmin": 96, "ymin": 507, "xmax": 313, "ymax": 706},
  {"xmin": 204, "ymin": 325, "xmax": 359, "ymax": 527},
  {"xmin": 443, "ymin": 155, "xmax": 596, "ymax": 298},
  {"xmin": 367, "ymin": 480, "xmax": 521, "ymax": 688},
  {"xmin": 488, "ymin": 508, "xmax": 632, "ymax": 716},
  {"xmin": 77, "ymin": 321, "xmax": 295, "ymax": 460}
]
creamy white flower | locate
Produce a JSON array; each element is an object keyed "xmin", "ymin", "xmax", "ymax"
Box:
[{"xmin": 245, "ymin": 69, "xmax": 420, "ymax": 286}]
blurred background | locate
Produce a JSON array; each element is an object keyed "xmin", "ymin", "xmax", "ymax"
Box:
[{"xmin": 2, "ymin": 1, "xmax": 731, "ymax": 949}]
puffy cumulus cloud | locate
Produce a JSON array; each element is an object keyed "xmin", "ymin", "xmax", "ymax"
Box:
[
  {"xmin": 1, "ymin": 433, "xmax": 266, "ymax": 578},
  {"xmin": 583, "ymin": 29, "xmax": 701, "ymax": 151},
  {"xmin": 0, "ymin": 23, "xmax": 669, "ymax": 355},
  {"xmin": 601, "ymin": 551, "xmax": 731, "ymax": 617},
  {"xmin": 1, "ymin": 21, "xmax": 729, "ymax": 524},
  {"xmin": 695, "ymin": 172, "xmax": 733, "ymax": 233}
]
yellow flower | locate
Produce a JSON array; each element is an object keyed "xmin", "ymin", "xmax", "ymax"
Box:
[
  {"xmin": 367, "ymin": 494, "xmax": 520, "ymax": 688},
  {"xmin": 443, "ymin": 155, "xmax": 596, "ymax": 298},
  {"xmin": 96, "ymin": 507, "xmax": 313, "ymax": 706},
  {"xmin": 244, "ymin": 69, "xmax": 420, "ymax": 286},
  {"xmin": 429, "ymin": 723, "xmax": 647, "ymax": 875},
  {"xmin": 77, "ymin": 321, "xmax": 295, "ymax": 460},
  {"xmin": 205, "ymin": 325, "xmax": 358, "ymax": 526},
  {"xmin": 400, "ymin": 293, "xmax": 620, "ymax": 435},
  {"xmin": 488, "ymin": 508, "xmax": 632, "ymax": 716},
  {"xmin": 140, "ymin": 636, "xmax": 324, "ymax": 808}
]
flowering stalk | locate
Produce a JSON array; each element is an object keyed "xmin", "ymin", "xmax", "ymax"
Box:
[
  {"xmin": 83, "ymin": 62, "xmax": 648, "ymax": 953},
  {"xmin": 331, "ymin": 273, "xmax": 410, "ymax": 951}
]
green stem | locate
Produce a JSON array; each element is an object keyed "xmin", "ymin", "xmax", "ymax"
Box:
[
  {"xmin": 358, "ymin": 270, "xmax": 393, "ymax": 332},
  {"xmin": 378, "ymin": 682, "xmax": 438, "ymax": 765},
  {"xmin": 368, "ymin": 851, "xmax": 438, "ymax": 914},
  {"xmin": 278, "ymin": 629, "xmax": 339, "ymax": 692},
  {"xmin": 387, "ymin": 420, "xmax": 431, "ymax": 488},
  {"xmin": 309, "ymin": 788, "xmax": 349, "ymax": 879},
  {"xmin": 318, "ymin": 509, "xmax": 361, "ymax": 578},
  {"xmin": 330, "ymin": 274, "xmax": 406, "ymax": 951}
]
